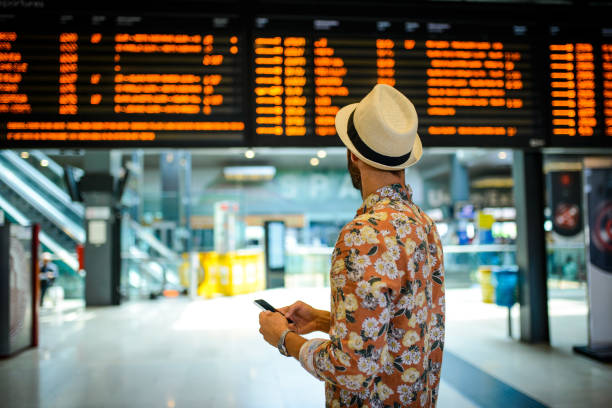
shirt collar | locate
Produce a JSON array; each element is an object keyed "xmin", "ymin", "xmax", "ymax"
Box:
[{"xmin": 357, "ymin": 183, "xmax": 412, "ymax": 215}]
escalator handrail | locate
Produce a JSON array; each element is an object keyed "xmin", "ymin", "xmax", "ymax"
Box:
[
  {"xmin": 0, "ymin": 193, "xmax": 79, "ymax": 271},
  {"xmin": 128, "ymin": 218, "xmax": 180, "ymax": 261},
  {"xmin": 1, "ymin": 150, "xmax": 84, "ymax": 218},
  {"xmin": 30, "ymin": 150, "xmax": 65, "ymax": 178},
  {"xmin": 39, "ymin": 231, "xmax": 80, "ymax": 271},
  {"xmin": 0, "ymin": 161, "xmax": 85, "ymax": 244},
  {"xmin": 31, "ymin": 150, "xmax": 84, "ymax": 180},
  {"xmin": 0, "ymin": 191, "xmax": 29, "ymax": 225}
]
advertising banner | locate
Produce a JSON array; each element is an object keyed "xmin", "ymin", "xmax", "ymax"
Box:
[
  {"xmin": 575, "ymin": 158, "xmax": 612, "ymax": 362},
  {"xmin": 214, "ymin": 201, "xmax": 238, "ymax": 254},
  {"xmin": 548, "ymin": 171, "xmax": 583, "ymax": 238},
  {"xmin": 0, "ymin": 224, "xmax": 33, "ymax": 357}
]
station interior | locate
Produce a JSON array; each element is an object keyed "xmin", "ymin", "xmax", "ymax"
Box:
[{"xmin": 1, "ymin": 1, "xmax": 612, "ymax": 407}]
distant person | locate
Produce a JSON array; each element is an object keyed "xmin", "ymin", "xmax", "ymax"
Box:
[
  {"xmin": 39, "ymin": 252, "xmax": 59, "ymax": 307},
  {"xmin": 258, "ymin": 84, "xmax": 446, "ymax": 407},
  {"xmin": 562, "ymin": 255, "xmax": 577, "ymax": 281}
]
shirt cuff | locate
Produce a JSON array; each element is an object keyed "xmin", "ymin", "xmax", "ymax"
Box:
[{"xmin": 298, "ymin": 338, "xmax": 328, "ymax": 380}]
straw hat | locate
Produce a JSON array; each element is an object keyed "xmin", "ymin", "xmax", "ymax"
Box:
[{"xmin": 335, "ymin": 84, "xmax": 422, "ymax": 170}]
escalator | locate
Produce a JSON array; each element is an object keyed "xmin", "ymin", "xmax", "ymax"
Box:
[
  {"xmin": 0, "ymin": 150, "xmax": 182, "ymax": 300},
  {"xmin": 121, "ymin": 215, "xmax": 183, "ymax": 298},
  {"xmin": 0, "ymin": 150, "xmax": 84, "ymax": 248}
]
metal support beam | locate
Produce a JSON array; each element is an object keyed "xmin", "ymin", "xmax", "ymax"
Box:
[
  {"xmin": 81, "ymin": 151, "xmax": 122, "ymax": 306},
  {"xmin": 512, "ymin": 150, "xmax": 550, "ymax": 344}
]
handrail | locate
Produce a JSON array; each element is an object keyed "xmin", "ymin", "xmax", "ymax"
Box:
[
  {"xmin": 0, "ymin": 193, "xmax": 29, "ymax": 225},
  {"xmin": 1, "ymin": 155, "xmax": 181, "ymax": 273},
  {"xmin": 0, "ymin": 165, "xmax": 180, "ymax": 273},
  {"xmin": 30, "ymin": 150, "xmax": 85, "ymax": 181},
  {"xmin": 0, "ymin": 161, "xmax": 85, "ymax": 244},
  {"xmin": 128, "ymin": 218, "xmax": 180, "ymax": 261},
  {"xmin": 546, "ymin": 243, "xmax": 587, "ymax": 250},
  {"xmin": 39, "ymin": 231, "xmax": 80, "ymax": 271},
  {"xmin": 0, "ymin": 194, "xmax": 79, "ymax": 271},
  {"xmin": 30, "ymin": 150, "xmax": 65, "ymax": 178},
  {"xmin": 442, "ymin": 244, "xmax": 517, "ymax": 254},
  {"xmin": 0, "ymin": 150, "xmax": 84, "ymax": 218}
]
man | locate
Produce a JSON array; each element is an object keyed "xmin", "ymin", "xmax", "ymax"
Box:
[
  {"xmin": 39, "ymin": 252, "xmax": 59, "ymax": 307},
  {"xmin": 259, "ymin": 84, "xmax": 445, "ymax": 407}
]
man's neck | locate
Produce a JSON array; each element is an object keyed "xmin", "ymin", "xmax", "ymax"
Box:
[{"xmin": 359, "ymin": 170, "xmax": 404, "ymax": 199}]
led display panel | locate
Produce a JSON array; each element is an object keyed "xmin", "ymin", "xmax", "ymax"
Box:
[
  {"xmin": 549, "ymin": 43, "xmax": 598, "ymax": 138},
  {"xmin": 0, "ymin": 11, "xmax": 611, "ymax": 148},
  {"xmin": 604, "ymin": 43, "xmax": 612, "ymax": 138},
  {"xmin": 0, "ymin": 16, "xmax": 246, "ymax": 147},
  {"xmin": 253, "ymin": 18, "xmax": 543, "ymax": 148},
  {"xmin": 546, "ymin": 23, "xmax": 612, "ymax": 146}
]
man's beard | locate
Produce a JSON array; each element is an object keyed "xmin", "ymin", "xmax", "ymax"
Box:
[{"xmin": 347, "ymin": 150, "xmax": 362, "ymax": 192}]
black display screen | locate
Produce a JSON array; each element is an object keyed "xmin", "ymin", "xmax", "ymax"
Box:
[
  {"xmin": 0, "ymin": 9, "xmax": 610, "ymax": 148},
  {"xmin": 253, "ymin": 20, "xmax": 542, "ymax": 148},
  {"xmin": 0, "ymin": 15, "xmax": 246, "ymax": 146}
]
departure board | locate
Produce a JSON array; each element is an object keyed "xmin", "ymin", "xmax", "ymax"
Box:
[
  {"xmin": 549, "ymin": 43, "xmax": 598, "ymax": 138},
  {"xmin": 545, "ymin": 22, "xmax": 612, "ymax": 146},
  {"xmin": 0, "ymin": 15, "xmax": 246, "ymax": 147},
  {"xmin": 604, "ymin": 44, "xmax": 612, "ymax": 137},
  {"xmin": 0, "ymin": 10, "xmax": 611, "ymax": 148},
  {"xmin": 253, "ymin": 33, "xmax": 535, "ymax": 147},
  {"xmin": 250, "ymin": 16, "xmax": 549, "ymax": 148},
  {"xmin": 254, "ymin": 36, "xmax": 312, "ymax": 138}
]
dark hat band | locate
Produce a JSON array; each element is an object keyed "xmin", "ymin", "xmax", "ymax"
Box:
[{"xmin": 347, "ymin": 109, "xmax": 412, "ymax": 167}]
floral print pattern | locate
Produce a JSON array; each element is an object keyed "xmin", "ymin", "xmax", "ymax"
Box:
[{"xmin": 299, "ymin": 184, "xmax": 445, "ymax": 407}]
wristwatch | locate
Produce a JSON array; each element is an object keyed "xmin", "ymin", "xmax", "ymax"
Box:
[{"xmin": 277, "ymin": 329, "xmax": 293, "ymax": 357}]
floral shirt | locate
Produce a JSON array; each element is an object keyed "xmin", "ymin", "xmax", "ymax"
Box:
[{"xmin": 299, "ymin": 183, "xmax": 445, "ymax": 408}]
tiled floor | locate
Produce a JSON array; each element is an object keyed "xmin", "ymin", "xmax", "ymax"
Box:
[
  {"xmin": 445, "ymin": 288, "xmax": 611, "ymax": 408},
  {"xmin": 1, "ymin": 287, "xmax": 610, "ymax": 407}
]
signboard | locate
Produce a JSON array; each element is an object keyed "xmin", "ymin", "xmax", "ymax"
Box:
[
  {"xmin": 0, "ymin": 10, "xmax": 610, "ymax": 147},
  {"xmin": 546, "ymin": 23, "xmax": 612, "ymax": 147},
  {"xmin": 548, "ymin": 171, "xmax": 583, "ymax": 237},
  {"xmin": 0, "ymin": 15, "xmax": 246, "ymax": 147},
  {"xmin": 0, "ymin": 224, "xmax": 33, "ymax": 357},
  {"xmin": 574, "ymin": 158, "xmax": 612, "ymax": 362},
  {"xmin": 264, "ymin": 220, "xmax": 285, "ymax": 288},
  {"xmin": 254, "ymin": 23, "xmax": 541, "ymax": 148},
  {"xmin": 213, "ymin": 201, "xmax": 238, "ymax": 254}
]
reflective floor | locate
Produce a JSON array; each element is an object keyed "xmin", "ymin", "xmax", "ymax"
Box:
[{"xmin": 1, "ymin": 288, "xmax": 610, "ymax": 408}]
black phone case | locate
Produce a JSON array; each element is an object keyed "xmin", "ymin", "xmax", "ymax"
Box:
[
  {"xmin": 254, "ymin": 299, "xmax": 277, "ymax": 312},
  {"xmin": 254, "ymin": 299, "xmax": 294, "ymax": 323}
]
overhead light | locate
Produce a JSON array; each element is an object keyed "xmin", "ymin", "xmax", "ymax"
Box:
[
  {"xmin": 20, "ymin": 151, "xmax": 29, "ymax": 159},
  {"xmin": 317, "ymin": 150, "xmax": 327, "ymax": 159},
  {"xmin": 498, "ymin": 151, "xmax": 507, "ymax": 160},
  {"xmin": 40, "ymin": 159, "xmax": 49, "ymax": 167},
  {"xmin": 544, "ymin": 220, "xmax": 553, "ymax": 232},
  {"xmin": 244, "ymin": 149, "xmax": 255, "ymax": 159},
  {"xmin": 310, "ymin": 157, "xmax": 320, "ymax": 166},
  {"xmin": 223, "ymin": 166, "xmax": 276, "ymax": 181}
]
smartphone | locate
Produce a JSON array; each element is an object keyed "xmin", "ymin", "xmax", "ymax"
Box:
[{"xmin": 254, "ymin": 299, "xmax": 294, "ymax": 323}]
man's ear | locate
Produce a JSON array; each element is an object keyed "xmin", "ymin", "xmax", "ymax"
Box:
[{"xmin": 349, "ymin": 151, "xmax": 359, "ymax": 163}]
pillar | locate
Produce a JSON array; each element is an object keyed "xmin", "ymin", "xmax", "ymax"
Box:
[
  {"xmin": 512, "ymin": 150, "xmax": 550, "ymax": 343},
  {"xmin": 80, "ymin": 151, "xmax": 122, "ymax": 306}
]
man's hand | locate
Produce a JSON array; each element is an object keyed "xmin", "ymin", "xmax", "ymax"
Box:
[
  {"xmin": 258, "ymin": 311, "xmax": 289, "ymax": 347},
  {"xmin": 278, "ymin": 301, "xmax": 330, "ymax": 335}
]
